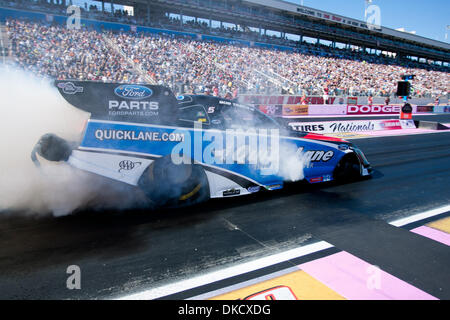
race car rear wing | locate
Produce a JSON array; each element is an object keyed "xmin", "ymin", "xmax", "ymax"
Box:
[{"xmin": 55, "ymin": 80, "xmax": 179, "ymax": 125}]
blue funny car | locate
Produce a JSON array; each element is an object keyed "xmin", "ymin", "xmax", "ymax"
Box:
[{"xmin": 32, "ymin": 81, "xmax": 372, "ymax": 206}]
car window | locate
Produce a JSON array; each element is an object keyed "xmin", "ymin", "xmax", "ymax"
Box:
[
  {"xmin": 221, "ymin": 104, "xmax": 280, "ymax": 129},
  {"xmin": 178, "ymin": 105, "xmax": 210, "ymax": 125}
]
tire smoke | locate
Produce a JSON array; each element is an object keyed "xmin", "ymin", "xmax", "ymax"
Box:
[{"xmin": 0, "ymin": 66, "xmax": 146, "ymax": 216}]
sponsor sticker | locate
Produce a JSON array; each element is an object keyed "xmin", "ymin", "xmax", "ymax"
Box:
[
  {"xmin": 247, "ymin": 186, "xmax": 261, "ymax": 193},
  {"xmin": 57, "ymin": 82, "xmax": 83, "ymax": 95},
  {"xmin": 118, "ymin": 160, "xmax": 142, "ymax": 173},
  {"xmin": 223, "ymin": 189, "xmax": 241, "ymax": 197},
  {"xmin": 114, "ymin": 85, "xmax": 153, "ymax": 100},
  {"xmin": 309, "ymin": 176, "xmax": 324, "ymax": 183}
]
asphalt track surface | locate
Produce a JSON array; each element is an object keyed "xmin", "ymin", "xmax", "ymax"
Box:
[{"xmin": 0, "ymin": 114, "xmax": 449, "ymax": 300}]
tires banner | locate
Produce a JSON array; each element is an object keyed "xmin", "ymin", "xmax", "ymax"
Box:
[{"xmin": 289, "ymin": 119, "xmax": 416, "ymax": 133}]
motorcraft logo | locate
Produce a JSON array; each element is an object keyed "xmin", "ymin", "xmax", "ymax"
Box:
[
  {"xmin": 57, "ymin": 82, "xmax": 83, "ymax": 95},
  {"xmin": 114, "ymin": 85, "xmax": 153, "ymax": 100}
]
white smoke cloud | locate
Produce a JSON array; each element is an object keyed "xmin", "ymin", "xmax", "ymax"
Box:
[
  {"xmin": 0, "ymin": 66, "xmax": 146, "ymax": 216},
  {"xmin": 278, "ymin": 142, "xmax": 309, "ymax": 182}
]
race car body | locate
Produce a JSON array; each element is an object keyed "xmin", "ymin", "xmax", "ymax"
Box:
[{"xmin": 32, "ymin": 81, "xmax": 372, "ymax": 206}]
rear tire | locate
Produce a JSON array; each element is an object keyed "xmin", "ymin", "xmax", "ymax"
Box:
[{"xmin": 138, "ymin": 156, "xmax": 210, "ymax": 207}]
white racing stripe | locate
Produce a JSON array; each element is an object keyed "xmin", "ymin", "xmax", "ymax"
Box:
[
  {"xmin": 114, "ymin": 204, "xmax": 450, "ymax": 300},
  {"xmin": 115, "ymin": 241, "xmax": 333, "ymax": 300},
  {"xmin": 389, "ymin": 205, "xmax": 450, "ymax": 227}
]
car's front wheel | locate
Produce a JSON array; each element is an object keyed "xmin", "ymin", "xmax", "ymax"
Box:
[{"xmin": 333, "ymin": 153, "xmax": 361, "ymax": 183}]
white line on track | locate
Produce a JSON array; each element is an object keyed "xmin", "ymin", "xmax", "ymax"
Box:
[
  {"xmin": 115, "ymin": 204, "xmax": 450, "ymax": 300},
  {"xmin": 115, "ymin": 241, "xmax": 333, "ymax": 300},
  {"xmin": 389, "ymin": 205, "xmax": 450, "ymax": 227}
]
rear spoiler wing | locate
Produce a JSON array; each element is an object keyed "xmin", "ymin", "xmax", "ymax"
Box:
[{"xmin": 55, "ymin": 80, "xmax": 179, "ymax": 125}]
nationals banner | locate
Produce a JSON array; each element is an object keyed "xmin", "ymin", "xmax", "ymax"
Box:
[{"xmin": 289, "ymin": 119, "xmax": 416, "ymax": 133}]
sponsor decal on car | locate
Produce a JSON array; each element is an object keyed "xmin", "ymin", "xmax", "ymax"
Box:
[
  {"xmin": 297, "ymin": 148, "xmax": 334, "ymax": 162},
  {"xmin": 247, "ymin": 186, "xmax": 261, "ymax": 193},
  {"xmin": 309, "ymin": 176, "xmax": 324, "ymax": 183},
  {"xmin": 94, "ymin": 129, "xmax": 185, "ymax": 142},
  {"xmin": 114, "ymin": 85, "xmax": 153, "ymax": 100},
  {"xmin": 57, "ymin": 82, "xmax": 84, "ymax": 95},
  {"xmin": 108, "ymin": 100, "xmax": 159, "ymax": 116},
  {"xmin": 223, "ymin": 188, "xmax": 241, "ymax": 197},
  {"xmin": 118, "ymin": 160, "xmax": 142, "ymax": 173}
]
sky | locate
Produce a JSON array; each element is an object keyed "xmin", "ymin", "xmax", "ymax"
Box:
[{"xmin": 286, "ymin": 0, "xmax": 449, "ymax": 43}]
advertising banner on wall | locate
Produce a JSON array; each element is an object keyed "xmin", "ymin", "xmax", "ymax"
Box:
[
  {"xmin": 289, "ymin": 119, "xmax": 416, "ymax": 133},
  {"xmin": 282, "ymin": 105, "xmax": 309, "ymax": 116},
  {"xmin": 308, "ymin": 104, "xmax": 347, "ymax": 116},
  {"xmin": 241, "ymin": 95, "xmax": 338, "ymax": 106},
  {"xmin": 258, "ymin": 105, "xmax": 283, "ymax": 117},
  {"xmin": 416, "ymin": 105, "xmax": 435, "ymax": 113},
  {"xmin": 347, "ymin": 105, "xmax": 403, "ymax": 115},
  {"xmin": 434, "ymin": 106, "xmax": 450, "ymax": 113}
]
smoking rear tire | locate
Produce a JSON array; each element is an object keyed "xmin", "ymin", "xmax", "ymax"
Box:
[
  {"xmin": 333, "ymin": 153, "xmax": 361, "ymax": 183},
  {"xmin": 33, "ymin": 133, "xmax": 74, "ymax": 162},
  {"xmin": 137, "ymin": 155, "xmax": 209, "ymax": 207}
]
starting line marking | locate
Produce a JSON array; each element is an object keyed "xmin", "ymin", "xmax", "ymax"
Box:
[
  {"xmin": 389, "ymin": 205, "xmax": 450, "ymax": 227},
  {"xmin": 115, "ymin": 204, "xmax": 450, "ymax": 300},
  {"xmin": 116, "ymin": 241, "xmax": 333, "ymax": 300}
]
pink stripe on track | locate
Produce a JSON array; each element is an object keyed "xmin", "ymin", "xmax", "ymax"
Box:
[
  {"xmin": 411, "ymin": 226, "xmax": 450, "ymax": 246},
  {"xmin": 299, "ymin": 251, "xmax": 437, "ymax": 300}
]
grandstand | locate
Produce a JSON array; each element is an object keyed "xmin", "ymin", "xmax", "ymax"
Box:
[{"xmin": 0, "ymin": 0, "xmax": 449, "ymax": 102}]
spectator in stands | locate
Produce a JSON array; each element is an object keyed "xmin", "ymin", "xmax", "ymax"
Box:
[{"xmin": 5, "ymin": 18, "xmax": 449, "ymax": 100}]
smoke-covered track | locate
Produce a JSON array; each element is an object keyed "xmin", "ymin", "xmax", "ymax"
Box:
[{"xmin": 0, "ymin": 131, "xmax": 449, "ymax": 299}]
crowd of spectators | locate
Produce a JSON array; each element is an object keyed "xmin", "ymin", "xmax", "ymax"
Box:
[
  {"xmin": 7, "ymin": 19, "xmax": 142, "ymax": 82},
  {"xmin": 4, "ymin": 18, "xmax": 450, "ymax": 99}
]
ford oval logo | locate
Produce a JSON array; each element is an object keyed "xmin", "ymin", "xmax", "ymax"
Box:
[{"xmin": 114, "ymin": 85, "xmax": 153, "ymax": 100}]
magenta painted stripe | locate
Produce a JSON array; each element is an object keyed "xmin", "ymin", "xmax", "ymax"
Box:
[
  {"xmin": 299, "ymin": 251, "xmax": 437, "ymax": 300},
  {"xmin": 411, "ymin": 226, "xmax": 450, "ymax": 246}
]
